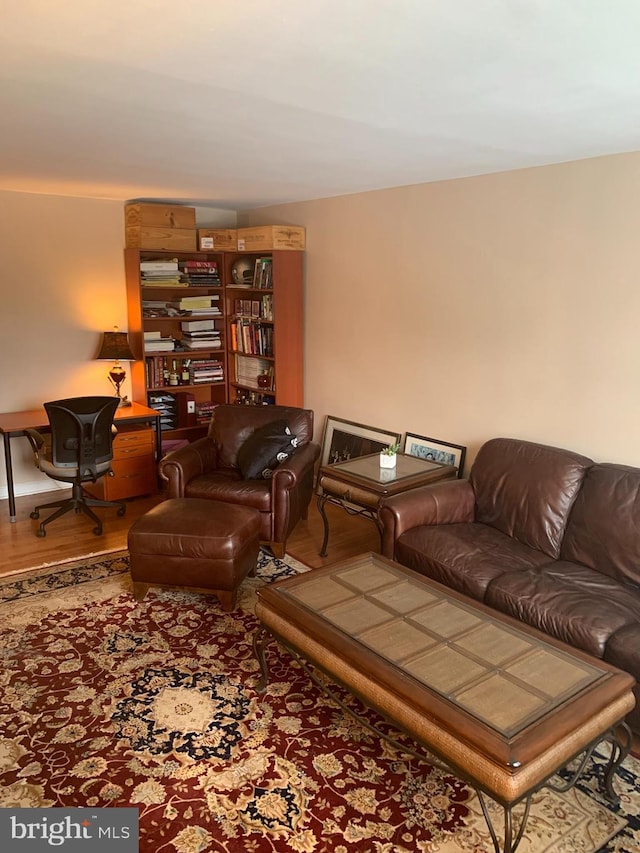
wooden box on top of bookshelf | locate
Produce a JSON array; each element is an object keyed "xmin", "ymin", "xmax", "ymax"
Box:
[
  {"xmin": 125, "ymin": 203, "xmax": 196, "ymax": 229},
  {"xmin": 236, "ymin": 225, "xmax": 305, "ymax": 252},
  {"xmin": 125, "ymin": 226, "xmax": 197, "ymax": 251},
  {"xmin": 198, "ymin": 229, "xmax": 237, "ymax": 251}
]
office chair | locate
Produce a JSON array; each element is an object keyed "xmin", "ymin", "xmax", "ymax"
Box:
[{"xmin": 25, "ymin": 396, "xmax": 127, "ymax": 537}]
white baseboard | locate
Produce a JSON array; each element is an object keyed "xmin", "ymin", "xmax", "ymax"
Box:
[{"xmin": 0, "ymin": 480, "xmax": 68, "ymax": 501}]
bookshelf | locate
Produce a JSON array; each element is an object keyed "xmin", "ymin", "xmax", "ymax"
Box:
[
  {"xmin": 124, "ymin": 246, "xmax": 304, "ymax": 444},
  {"xmin": 125, "ymin": 248, "xmax": 228, "ymax": 443},
  {"xmin": 223, "ymin": 249, "xmax": 303, "ymax": 407}
]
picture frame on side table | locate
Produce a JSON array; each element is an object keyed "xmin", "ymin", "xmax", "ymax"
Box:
[
  {"xmin": 320, "ymin": 416, "xmax": 402, "ymax": 467},
  {"xmin": 403, "ymin": 433, "xmax": 467, "ymax": 477}
]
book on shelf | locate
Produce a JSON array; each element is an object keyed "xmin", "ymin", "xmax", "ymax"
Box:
[
  {"xmin": 141, "ymin": 275, "xmax": 188, "ymax": 286},
  {"xmin": 144, "ymin": 330, "xmax": 162, "ymax": 340},
  {"xmin": 179, "ymin": 338, "xmax": 223, "ymax": 350},
  {"xmin": 145, "ymin": 338, "xmax": 175, "ymax": 352},
  {"xmin": 140, "ymin": 260, "xmax": 179, "ymax": 272},
  {"xmin": 252, "ymin": 257, "xmax": 273, "ymax": 289},
  {"xmin": 167, "ymin": 296, "xmax": 219, "ymax": 309},
  {"xmin": 179, "ymin": 260, "xmax": 219, "ymax": 271},
  {"xmin": 181, "ymin": 318, "xmax": 216, "ymax": 332}
]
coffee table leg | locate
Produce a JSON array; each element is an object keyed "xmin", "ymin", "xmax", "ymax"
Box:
[
  {"xmin": 476, "ymin": 791, "xmax": 531, "ymax": 853},
  {"xmin": 317, "ymin": 493, "xmax": 330, "ymax": 557},
  {"xmin": 602, "ymin": 722, "xmax": 632, "ymax": 804},
  {"xmin": 252, "ymin": 627, "xmax": 271, "ymax": 693}
]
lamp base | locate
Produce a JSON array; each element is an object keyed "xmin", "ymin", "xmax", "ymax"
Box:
[{"xmin": 118, "ymin": 395, "xmax": 132, "ymax": 408}]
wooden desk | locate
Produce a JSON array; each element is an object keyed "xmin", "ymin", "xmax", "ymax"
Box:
[{"xmin": 0, "ymin": 402, "xmax": 162, "ymax": 522}]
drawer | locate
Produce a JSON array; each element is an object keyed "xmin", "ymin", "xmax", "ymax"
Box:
[
  {"xmin": 318, "ymin": 475, "xmax": 378, "ymax": 509},
  {"xmin": 113, "ymin": 429, "xmax": 154, "ymax": 459},
  {"xmin": 84, "ymin": 456, "xmax": 157, "ymax": 501}
]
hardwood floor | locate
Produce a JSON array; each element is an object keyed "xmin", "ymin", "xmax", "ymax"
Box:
[{"xmin": 0, "ymin": 488, "xmax": 381, "ymax": 576}]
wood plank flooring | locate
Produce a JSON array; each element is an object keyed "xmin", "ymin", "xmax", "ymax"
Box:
[{"xmin": 0, "ymin": 488, "xmax": 381, "ymax": 575}]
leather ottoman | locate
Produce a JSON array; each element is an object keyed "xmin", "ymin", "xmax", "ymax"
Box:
[{"xmin": 127, "ymin": 498, "xmax": 261, "ymax": 610}]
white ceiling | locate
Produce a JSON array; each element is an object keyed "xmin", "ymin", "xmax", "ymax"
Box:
[{"xmin": 2, "ymin": 1, "xmax": 640, "ymax": 210}]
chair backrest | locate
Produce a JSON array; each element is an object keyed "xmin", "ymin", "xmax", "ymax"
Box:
[{"xmin": 44, "ymin": 396, "xmax": 119, "ymax": 480}]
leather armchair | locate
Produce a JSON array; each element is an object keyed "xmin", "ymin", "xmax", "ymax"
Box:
[{"xmin": 159, "ymin": 404, "xmax": 320, "ymax": 557}]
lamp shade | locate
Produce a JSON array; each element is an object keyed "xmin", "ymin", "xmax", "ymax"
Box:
[{"xmin": 96, "ymin": 330, "xmax": 135, "ymax": 362}]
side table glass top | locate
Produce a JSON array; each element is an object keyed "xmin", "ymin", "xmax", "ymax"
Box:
[{"xmin": 324, "ymin": 452, "xmax": 446, "ymax": 485}]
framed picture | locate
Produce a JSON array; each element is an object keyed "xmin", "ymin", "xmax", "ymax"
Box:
[
  {"xmin": 403, "ymin": 433, "xmax": 467, "ymax": 477},
  {"xmin": 320, "ymin": 416, "xmax": 402, "ymax": 467}
]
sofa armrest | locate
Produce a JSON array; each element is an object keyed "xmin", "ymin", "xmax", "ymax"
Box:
[
  {"xmin": 158, "ymin": 437, "xmax": 219, "ymax": 498},
  {"xmin": 379, "ymin": 478, "xmax": 476, "ymax": 559}
]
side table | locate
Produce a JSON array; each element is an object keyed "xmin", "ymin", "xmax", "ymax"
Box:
[{"xmin": 316, "ymin": 452, "xmax": 455, "ymax": 556}]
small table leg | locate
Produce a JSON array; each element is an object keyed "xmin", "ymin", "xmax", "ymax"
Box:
[
  {"xmin": 3, "ymin": 433, "xmax": 17, "ymax": 522},
  {"xmin": 317, "ymin": 492, "xmax": 330, "ymax": 557}
]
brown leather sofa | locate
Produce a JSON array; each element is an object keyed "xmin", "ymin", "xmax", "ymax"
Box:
[
  {"xmin": 379, "ymin": 437, "xmax": 640, "ymax": 733},
  {"xmin": 159, "ymin": 404, "xmax": 320, "ymax": 557}
]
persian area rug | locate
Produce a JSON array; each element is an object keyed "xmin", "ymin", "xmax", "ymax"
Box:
[{"xmin": 0, "ymin": 551, "xmax": 637, "ymax": 853}]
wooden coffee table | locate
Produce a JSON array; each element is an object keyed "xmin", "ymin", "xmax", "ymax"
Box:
[
  {"xmin": 316, "ymin": 452, "xmax": 455, "ymax": 556},
  {"xmin": 253, "ymin": 553, "xmax": 635, "ymax": 853}
]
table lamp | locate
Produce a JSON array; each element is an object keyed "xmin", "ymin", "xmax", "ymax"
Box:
[{"xmin": 96, "ymin": 326, "xmax": 135, "ymax": 406}]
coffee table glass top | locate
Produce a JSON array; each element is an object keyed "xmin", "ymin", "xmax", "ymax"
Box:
[
  {"xmin": 325, "ymin": 452, "xmax": 445, "ymax": 485},
  {"xmin": 281, "ymin": 557, "xmax": 604, "ymax": 738}
]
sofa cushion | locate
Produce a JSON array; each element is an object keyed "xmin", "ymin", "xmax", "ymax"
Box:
[
  {"xmin": 469, "ymin": 438, "xmax": 593, "ymax": 560},
  {"xmin": 561, "ymin": 463, "xmax": 640, "ymax": 588},
  {"xmin": 184, "ymin": 471, "xmax": 272, "ymax": 512},
  {"xmin": 485, "ymin": 561, "xmax": 640, "ymax": 658},
  {"xmin": 395, "ymin": 522, "xmax": 549, "ymax": 600}
]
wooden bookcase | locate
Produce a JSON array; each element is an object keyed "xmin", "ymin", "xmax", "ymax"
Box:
[
  {"xmin": 124, "ymin": 246, "xmax": 304, "ymax": 444},
  {"xmin": 223, "ymin": 249, "xmax": 304, "ymax": 407}
]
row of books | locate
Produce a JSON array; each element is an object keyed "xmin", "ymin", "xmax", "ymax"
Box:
[
  {"xmin": 253, "ymin": 257, "xmax": 273, "ymax": 289},
  {"xmin": 196, "ymin": 400, "xmax": 219, "ymax": 424},
  {"xmin": 142, "ymin": 294, "xmax": 221, "ymax": 319},
  {"xmin": 231, "ymin": 257, "xmax": 274, "ymax": 289},
  {"xmin": 140, "ymin": 259, "xmax": 221, "ymax": 287},
  {"xmin": 233, "ymin": 295, "xmax": 274, "ymax": 321},
  {"xmin": 145, "ymin": 356, "xmax": 225, "ymax": 388},
  {"xmin": 235, "ymin": 354, "xmax": 275, "ymax": 390},
  {"xmin": 230, "ymin": 320, "xmax": 273, "ymax": 356}
]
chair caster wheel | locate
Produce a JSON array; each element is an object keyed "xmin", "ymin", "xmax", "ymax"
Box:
[
  {"xmin": 30, "ymin": 511, "xmax": 39, "ymax": 519},
  {"xmin": 36, "ymin": 529, "xmax": 46, "ymax": 538},
  {"xmin": 117, "ymin": 507, "xmax": 126, "ymax": 517},
  {"xmin": 93, "ymin": 526, "xmax": 102, "ymax": 536}
]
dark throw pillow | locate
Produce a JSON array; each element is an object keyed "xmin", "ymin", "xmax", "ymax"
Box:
[{"xmin": 237, "ymin": 419, "xmax": 299, "ymax": 480}]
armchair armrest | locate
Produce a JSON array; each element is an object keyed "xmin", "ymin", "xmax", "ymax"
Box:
[
  {"xmin": 159, "ymin": 437, "xmax": 219, "ymax": 498},
  {"xmin": 270, "ymin": 442, "xmax": 321, "ymax": 491},
  {"xmin": 379, "ymin": 478, "xmax": 476, "ymax": 559},
  {"xmin": 24, "ymin": 428, "xmax": 46, "ymax": 468}
]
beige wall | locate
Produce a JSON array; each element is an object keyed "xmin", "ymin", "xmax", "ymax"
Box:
[
  {"xmin": 2, "ymin": 151, "xmax": 639, "ymax": 499},
  {"xmin": 241, "ymin": 151, "xmax": 640, "ymax": 469}
]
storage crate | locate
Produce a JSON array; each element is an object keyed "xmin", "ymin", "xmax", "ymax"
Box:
[
  {"xmin": 236, "ymin": 225, "xmax": 305, "ymax": 252},
  {"xmin": 125, "ymin": 226, "xmax": 197, "ymax": 251},
  {"xmin": 125, "ymin": 203, "xmax": 196, "ymax": 230},
  {"xmin": 198, "ymin": 228, "xmax": 237, "ymax": 250}
]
